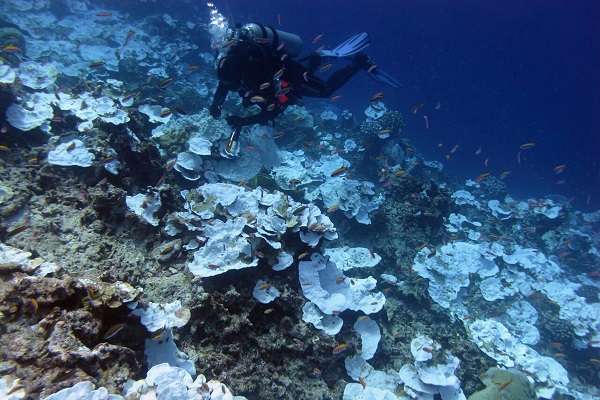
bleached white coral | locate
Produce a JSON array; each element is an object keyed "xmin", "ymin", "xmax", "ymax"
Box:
[
  {"xmin": 451, "ymin": 190, "xmax": 480, "ymax": 208},
  {"xmin": 43, "ymin": 381, "xmax": 119, "ymax": 400},
  {"xmin": 6, "ymin": 93, "xmax": 54, "ymax": 132},
  {"xmin": 132, "ymin": 301, "xmax": 191, "ymax": 332},
  {"xmin": 323, "ymin": 247, "xmax": 381, "ymax": 271},
  {"xmin": 187, "ymin": 217, "xmax": 257, "ymax": 277},
  {"xmin": 302, "ymin": 301, "xmax": 343, "ymax": 336},
  {"xmin": 139, "ymin": 104, "xmax": 172, "ymax": 124},
  {"xmin": 299, "ymin": 253, "xmax": 385, "ymax": 316},
  {"xmin": 364, "ymin": 101, "xmax": 387, "ymax": 120},
  {"xmin": 126, "ymin": 192, "xmax": 162, "ymax": 226},
  {"xmin": 0, "ymin": 65, "xmax": 16, "ymax": 84},
  {"xmin": 353, "ymin": 317, "xmax": 381, "ymax": 360},
  {"xmin": 47, "ymin": 140, "xmax": 95, "ymax": 167},
  {"xmin": 252, "ymin": 280, "xmax": 280, "ymax": 304},
  {"xmin": 18, "ymin": 61, "xmax": 58, "ymax": 89}
]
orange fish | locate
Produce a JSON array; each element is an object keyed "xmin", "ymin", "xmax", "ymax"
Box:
[
  {"xmin": 332, "ymin": 342, "xmax": 349, "ymax": 354},
  {"xmin": 96, "ymin": 11, "xmax": 112, "ymax": 17},
  {"xmin": 330, "ymin": 95, "xmax": 342, "ymax": 102},
  {"xmin": 312, "ymin": 33, "xmax": 324, "ymax": 44},
  {"xmin": 476, "ymin": 172, "xmax": 491, "ymax": 183},
  {"xmin": 123, "ymin": 30, "xmax": 135, "ymax": 48},
  {"xmin": 2, "ymin": 44, "xmax": 21, "ymax": 53},
  {"xmin": 370, "ymin": 92, "xmax": 384, "ymax": 102},
  {"xmin": 330, "ymin": 166, "xmax": 348, "ymax": 177}
]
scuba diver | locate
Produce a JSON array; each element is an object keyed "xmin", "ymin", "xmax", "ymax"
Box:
[{"xmin": 209, "ymin": 23, "xmax": 401, "ymax": 156}]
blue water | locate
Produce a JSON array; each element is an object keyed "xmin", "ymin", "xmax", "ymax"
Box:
[{"xmin": 218, "ymin": 0, "xmax": 599, "ymax": 209}]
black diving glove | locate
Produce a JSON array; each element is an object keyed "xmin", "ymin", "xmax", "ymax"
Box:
[
  {"xmin": 209, "ymin": 103, "xmax": 222, "ymax": 119},
  {"xmin": 225, "ymin": 115, "xmax": 244, "ymax": 128}
]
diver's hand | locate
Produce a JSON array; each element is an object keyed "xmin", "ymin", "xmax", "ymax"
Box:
[
  {"xmin": 209, "ymin": 104, "xmax": 222, "ymax": 119},
  {"xmin": 225, "ymin": 115, "xmax": 244, "ymax": 128}
]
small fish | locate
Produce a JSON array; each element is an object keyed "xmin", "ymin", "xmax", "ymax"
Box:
[
  {"xmin": 298, "ymin": 251, "xmax": 310, "ymax": 260},
  {"xmin": 422, "ymin": 346, "xmax": 433, "ymax": 353},
  {"xmin": 332, "ymin": 342, "xmax": 349, "ymax": 354},
  {"xmin": 103, "ymin": 323, "xmax": 126, "ymax": 340},
  {"xmin": 379, "ymin": 128, "xmax": 392, "ymax": 135},
  {"xmin": 437, "ymin": 143, "xmax": 443, "ymax": 148},
  {"xmin": 207, "ymin": 264, "xmax": 220, "ymax": 270},
  {"xmin": 312, "ymin": 33, "xmax": 324, "ymax": 44},
  {"xmin": 160, "ymin": 108, "xmax": 172, "ymax": 118},
  {"xmin": 320, "ymin": 63, "xmax": 332, "ymax": 72},
  {"xmin": 450, "ymin": 144, "xmax": 459, "ymax": 154},
  {"xmin": 259, "ymin": 282, "xmax": 271, "ymax": 290},
  {"xmin": 259, "ymin": 82, "xmax": 271, "ymax": 90},
  {"xmin": 367, "ymin": 64, "xmax": 377, "ymax": 73},
  {"xmin": 250, "ymin": 96, "xmax": 266, "ymax": 103},
  {"xmin": 550, "ymin": 342, "xmax": 564, "ymax": 350},
  {"xmin": 277, "ymin": 14, "xmax": 282, "ymax": 26},
  {"xmin": 484, "ymin": 158, "xmax": 489, "ymax": 167},
  {"xmin": 590, "ymin": 358, "xmax": 600, "ymax": 366},
  {"xmin": 499, "ymin": 170, "xmax": 511, "ymax": 179},
  {"xmin": 423, "ymin": 115, "xmax": 429, "ymax": 129},
  {"xmin": 187, "ymin": 64, "xmax": 200, "ymax": 72},
  {"xmin": 476, "ymin": 172, "xmax": 491, "ymax": 183},
  {"xmin": 330, "ymin": 166, "xmax": 349, "ymax": 177},
  {"xmin": 370, "ymin": 92, "xmax": 384, "ymax": 102},
  {"xmin": 520, "ymin": 142, "xmax": 536, "ymax": 150},
  {"xmin": 266, "ymin": 103, "xmax": 276, "ymax": 111},
  {"xmin": 330, "ymin": 95, "xmax": 342, "ymax": 102},
  {"xmin": 151, "ymin": 329, "xmax": 165, "ymax": 341},
  {"xmin": 277, "ymin": 42, "xmax": 285, "ymax": 51},
  {"xmin": 359, "ymin": 376, "xmax": 367, "ymax": 389},
  {"xmin": 302, "ymin": 71, "xmax": 310, "ymax": 82},
  {"xmin": 394, "ymin": 169, "xmax": 406, "ymax": 177},
  {"xmin": 410, "ymin": 102, "xmax": 424, "ymax": 114},
  {"xmin": 434, "ymin": 101, "xmax": 441, "ymax": 110},
  {"xmin": 555, "ymin": 179, "xmax": 566, "ymax": 185},
  {"xmin": 89, "ymin": 60, "xmax": 105, "ymax": 68},
  {"xmin": 23, "ymin": 298, "xmax": 38, "ymax": 314},
  {"xmin": 498, "ymin": 379, "xmax": 513, "ymax": 391},
  {"xmin": 159, "ymin": 243, "xmax": 174, "ymax": 255},
  {"xmin": 553, "ymin": 164, "xmax": 567, "ymax": 174},
  {"xmin": 475, "ymin": 147, "xmax": 482, "ymax": 155},
  {"xmin": 0, "ymin": 145, "xmax": 9, "ymax": 151},
  {"xmin": 273, "ymin": 68, "xmax": 285, "ymax": 80},
  {"xmin": 335, "ymin": 276, "xmax": 345, "ymax": 284},
  {"xmin": 158, "ymin": 77, "xmax": 174, "ymax": 88},
  {"xmin": 357, "ymin": 316, "xmax": 369, "ymax": 321},
  {"xmin": 96, "ymin": 11, "xmax": 112, "ymax": 17},
  {"xmin": 273, "ymin": 131, "xmax": 285, "ymax": 139},
  {"xmin": 517, "ymin": 150, "xmax": 522, "ymax": 164},
  {"xmin": 1, "ymin": 44, "xmax": 21, "ymax": 53},
  {"xmin": 66, "ymin": 142, "xmax": 76, "ymax": 152},
  {"xmin": 264, "ymin": 308, "xmax": 274, "ymax": 314},
  {"xmin": 554, "ymin": 352, "xmax": 566, "ymax": 358},
  {"xmin": 280, "ymin": 53, "xmax": 288, "ymax": 61},
  {"xmin": 123, "ymin": 30, "xmax": 135, "ymax": 48}
]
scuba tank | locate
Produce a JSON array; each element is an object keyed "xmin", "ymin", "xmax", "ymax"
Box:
[{"xmin": 238, "ymin": 22, "xmax": 303, "ymax": 57}]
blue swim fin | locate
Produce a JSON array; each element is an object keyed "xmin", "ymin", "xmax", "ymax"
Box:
[{"xmin": 319, "ymin": 32, "xmax": 371, "ymax": 58}]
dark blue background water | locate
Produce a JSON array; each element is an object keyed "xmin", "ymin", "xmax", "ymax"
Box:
[{"xmin": 212, "ymin": 1, "xmax": 600, "ymax": 209}]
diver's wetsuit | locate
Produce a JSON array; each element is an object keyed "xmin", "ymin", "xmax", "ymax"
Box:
[{"xmin": 210, "ymin": 41, "xmax": 365, "ymax": 128}]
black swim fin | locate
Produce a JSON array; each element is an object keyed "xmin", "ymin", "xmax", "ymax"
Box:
[{"xmin": 368, "ymin": 67, "xmax": 402, "ymax": 89}]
